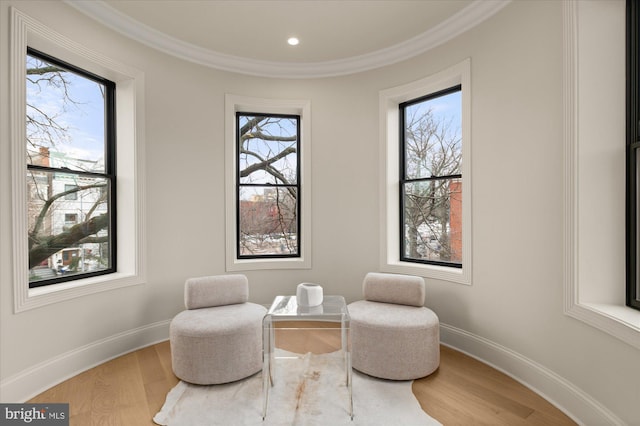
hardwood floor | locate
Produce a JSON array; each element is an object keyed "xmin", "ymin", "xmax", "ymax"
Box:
[
  {"xmin": 28, "ymin": 325, "xmax": 577, "ymax": 425},
  {"xmin": 413, "ymin": 346, "xmax": 576, "ymax": 425}
]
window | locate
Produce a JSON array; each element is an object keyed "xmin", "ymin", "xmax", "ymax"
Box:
[
  {"xmin": 236, "ymin": 113, "xmax": 300, "ymax": 258},
  {"xmin": 379, "ymin": 59, "xmax": 471, "ymax": 284},
  {"xmin": 627, "ymin": 0, "xmax": 640, "ymax": 311},
  {"xmin": 64, "ymin": 185, "xmax": 78, "ymax": 200},
  {"xmin": 11, "ymin": 8, "xmax": 145, "ymax": 312},
  {"xmin": 225, "ymin": 95, "xmax": 311, "ymax": 271},
  {"xmin": 26, "ymin": 48, "xmax": 116, "ymax": 288},
  {"xmin": 400, "ymin": 87, "xmax": 462, "ymax": 268},
  {"xmin": 564, "ymin": 0, "xmax": 640, "ymax": 349}
]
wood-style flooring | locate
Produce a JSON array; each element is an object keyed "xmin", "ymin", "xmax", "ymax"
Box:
[{"xmin": 28, "ymin": 322, "xmax": 577, "ymax": 425}]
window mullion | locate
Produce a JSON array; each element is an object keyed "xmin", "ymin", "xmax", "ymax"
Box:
[{"xmin": 402, "ymin": 174, "xmax": 462, "ymax": 184}]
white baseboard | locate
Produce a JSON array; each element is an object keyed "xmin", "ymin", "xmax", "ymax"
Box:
[
  {"xmin": 0, "ymin": 320, "xmax": 170, "ymax": 403},
  {"xmin": 0, "ymin": 318, "xmax": 625, "ymax": 425},
  {"xmin": 440, "ymin": 323, "xmax": 625, "ymax": 426}
]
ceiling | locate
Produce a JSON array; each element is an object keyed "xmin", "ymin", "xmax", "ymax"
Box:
[{"xmin": 65, "ymin": 0, "xmax": 510, "ymax": 78}]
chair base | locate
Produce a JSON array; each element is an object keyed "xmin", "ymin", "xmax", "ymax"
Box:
[
  {"xmin": 348, "ymin": 300, "xmax": 440, "ymax": 380},
  {"xmin": 170, "ymin": 302, "xmax": 267, "ymax": 385}
]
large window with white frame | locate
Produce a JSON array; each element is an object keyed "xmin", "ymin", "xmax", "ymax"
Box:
[
  {"xmin": 11, "ymin": 9, "xmax": 145, "ymax": 312},
  {"xmin": 380, "ymin": 59, "xmax": 471, "ymax": 285},
  {"xmin": 225, "ymin": 95, "xmax": 311, "ymax": 271}
]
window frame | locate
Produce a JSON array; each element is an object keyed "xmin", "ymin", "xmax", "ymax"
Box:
[
  {"xmin": 25, "ymin": 47, "xmax": 118, "ymax": 289},
  {"xmin": 399, "ymin": 85, "xmax": 463, "ymax": 269},
  {"xmin": 11, "ymin": 8, "xmax": 146, "ymax": 312},
  {"xmin": 235, "ymin": 112, "xmax": 302, "ymax": 259},
  {"xmin": 225, "ymin": 94, "xmax": 311, "ymax": 271},
  {"xmin": 627, "ymin": 0, "xmax": 640, "ymax": 311},
  {"xmin": 379, "ymin": 59, "xmax": 472, "ymax": 285}
]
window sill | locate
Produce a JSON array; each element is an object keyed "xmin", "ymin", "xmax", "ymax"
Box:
[
  {"xmin": 381, "ymin": 260, "xmax": 470, "ymax": 286},
  {"xmin": 566, "ymin": 302, "xmax": 640, "ymax": 350},
  {"xmin": 583, "ymin": 303, "xmax": 640, "ymax": 329},
  {"xmin": 18, "ymin": 272, "xmax": 145, "ymax": 312},
  {"xmin": 226, "ymin": 257, "xmax": 311, "ymax": 272}
]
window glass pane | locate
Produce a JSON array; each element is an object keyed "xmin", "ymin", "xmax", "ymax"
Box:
[
  {"xmin": 238, "ymin": 115, "xmax": 298, "ymax": 185},
  {"xmin": 27, "ymin": 170, "xmax": 111, "ymax": 283},
  {"xmin": 26, "ymin": 54, "xmax": 106, "ymax": 172},
  {"xmin": 404, "ymin": 90, "xmax": 462, "ymax": 179},
  {"xmin": 403, "ymin": 179, "xmax": 462, "ymax": 263},
  {"xmin": 239, "ymin": 186, "xmax": 298, "ymax": 256}
]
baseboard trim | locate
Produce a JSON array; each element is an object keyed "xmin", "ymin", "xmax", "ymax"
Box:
[
  {"xmin": 0, "ymin": 320, "xmax": 170, "ymax": 403},
  {"xmin": 0, "ymin": 318, "xmax": 625, "ymax": 425},
  {"xmin": 440, "ymin": 323, "xmax": 625, "ymax": 426}
]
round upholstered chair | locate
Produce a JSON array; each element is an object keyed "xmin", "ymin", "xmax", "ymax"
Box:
[
  {"xmin": 170, "ymin": 274, "xmax": 267, "ymax": 385},
  {"xmin": 348, "ymin": 272, "xmax": 440, "ymax": 380}
]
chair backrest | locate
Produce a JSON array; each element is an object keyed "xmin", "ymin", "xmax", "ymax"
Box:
[
  {"xmin": 184, "ymin": 274, "xmax": 249, "ymax": 309},
  {"xmin": 362, "ymin": 272, "xmax": 425, "ymax": 307}
]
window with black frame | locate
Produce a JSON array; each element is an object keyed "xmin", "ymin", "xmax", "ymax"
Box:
[
  {"xmin": 26, "ymin": 48, "xmax": 116, "ymax": 288},
  {"xmin": 400, "ymin": 86, "xmax": 462, "ymax": 268},
  {"xmin": 627, "ymin": 0, "xmax": 640, "ymax": 310},
  {"xmin": 236, "ymin": 113, "xmax": 300, "ymax": 258}
]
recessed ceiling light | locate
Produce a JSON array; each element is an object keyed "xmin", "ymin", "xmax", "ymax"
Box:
[{"xmin": 287, "ymin": 37, "xmax": 299, "ymax": 46}]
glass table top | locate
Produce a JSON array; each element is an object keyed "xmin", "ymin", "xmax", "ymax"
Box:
[{"xmin": 266, "ymin": 295, "xmax": 348, "ymax": 320}]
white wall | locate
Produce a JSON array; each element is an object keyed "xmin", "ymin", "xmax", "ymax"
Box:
[{"xmin": 1, "ymin": 1, "xmax": 638, "ymax": 424}]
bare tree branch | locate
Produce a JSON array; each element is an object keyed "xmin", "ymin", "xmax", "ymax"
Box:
[
  {"xmin": 29, "ymin": 183, "xmax": 107, "ymax": 250},
  {"xmin": 29, "ymin": 213, "xmax": 109, "ymax": 268},
  {"xmin": 239, "ymin": 146, "xmax": 296, "ymax": 179}
]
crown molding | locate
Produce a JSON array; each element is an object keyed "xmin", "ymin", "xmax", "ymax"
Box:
[{"xmin": 64, "ymin": 0, "xmax": 510, "ymax": 79}]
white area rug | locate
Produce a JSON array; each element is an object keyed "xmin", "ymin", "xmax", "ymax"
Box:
[{"xmin": 154, "ymin": 350, "xmax": 440, "ymax": 425}]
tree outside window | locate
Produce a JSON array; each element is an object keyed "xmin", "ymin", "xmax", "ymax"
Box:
[
  {"xmin": 400, "ymin": 87, "xmax": 462, "ymax": 267},
  {"xmin": 236, "ymin": 113, "xmax": 300, "ymax": 258}
]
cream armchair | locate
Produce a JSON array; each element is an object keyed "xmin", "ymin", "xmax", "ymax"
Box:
[
  {"xmin": 169, "ymin": 274, "xmax": 267, "ymax": 384},
  {"xmin": 348, "ymin": 272, "xmax": 440, "ymax": 380}
]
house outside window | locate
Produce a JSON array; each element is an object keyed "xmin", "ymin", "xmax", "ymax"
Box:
[{"xmin": 26, "ymin": 48, "xmax": 116, "ymax": 288}]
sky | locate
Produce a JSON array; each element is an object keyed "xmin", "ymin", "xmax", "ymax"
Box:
[{"xmin": 26, "ymin": 53, "xmax": 106, "ymax": 172}]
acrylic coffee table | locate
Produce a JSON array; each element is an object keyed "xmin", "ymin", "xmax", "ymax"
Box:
[{"xmin": 262, "ymin": 295, "xmax": 353, "ymax": 420}]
